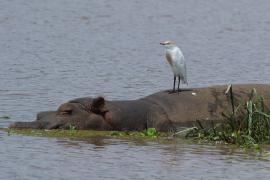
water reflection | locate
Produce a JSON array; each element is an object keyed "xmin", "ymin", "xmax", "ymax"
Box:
[
  {"xmin": 1, "ymin": 131, "xmax": 270, "ymax": 179},
  {"xmin": 56, "ymin": 137, "xmax": 111, "ymax": 149}
]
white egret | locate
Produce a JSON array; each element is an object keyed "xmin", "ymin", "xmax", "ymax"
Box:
[{"xmin": 160, "ymin": 40, "xmax": 188, "ymax": 92}]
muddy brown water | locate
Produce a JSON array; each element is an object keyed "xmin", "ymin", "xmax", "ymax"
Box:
[{"xmin": 1, "ymin": 0, "xmax": 270, "ymax": 179}]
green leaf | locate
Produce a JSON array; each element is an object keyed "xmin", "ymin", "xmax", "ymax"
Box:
[
  {"xmin": 253, "ymin": 144, "xmax": 261, "ymax": 150},
  {"xmin": 146, "ymin": 128, "xmax": 157, "ymax": 137},
  {"xmin": 110, "ymin": 131, "xmax": 120, "ymax": 136}
]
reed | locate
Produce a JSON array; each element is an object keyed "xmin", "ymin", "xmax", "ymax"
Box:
[{"xmin": 186, "ymin": 85, "xmax": 270, "ymax": 147}]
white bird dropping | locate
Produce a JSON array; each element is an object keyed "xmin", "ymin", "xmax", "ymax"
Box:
[{"xmin": 160, "ymin": 40, "xmax": 188, "ymax": 92}]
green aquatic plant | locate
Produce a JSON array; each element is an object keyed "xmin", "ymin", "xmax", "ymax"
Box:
[
  {"xmin": 4, "ymin": 128, "xmax": 115, "ymax": 138},
  {"xmin": 265, "ymin": 151, "xmax": 270, "ymax": 157},
  {"xmin": 186, "ymin": 85, "xmax": 270, "ymax": 148},
  {"xmin": 68, "ymin": 124, "xmax": 76, "ymax": 131},
  {"xmin": 145, "ymin": 128, "xmax": 158, "ymax": 137},
  {"xmin": 2, "ymin": 127, "xmax": 166, "ymax": 140},
  {"xmin": 110, "ymin": 128, "xmax": 159, "ymax": 138},
  {"xmin": 110, "ymin": 131, "xmax": 129, "ymax": 136},
  {"xmin": 0, "ymin": 115, "xmax": 10, "ymax": 119},
  {"xmin": 67, "ymin": 124, "xmax": 77, "ymax": 136}
]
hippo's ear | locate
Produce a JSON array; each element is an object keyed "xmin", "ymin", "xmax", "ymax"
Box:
[{"xmin": 91, "ymin": 97, "xmax": 105, "ymax": 114}]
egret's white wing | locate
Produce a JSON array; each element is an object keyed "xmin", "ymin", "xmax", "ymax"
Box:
[{"xmin": 174, "ymin": 48, "xmax": 188, "ymax": 84}]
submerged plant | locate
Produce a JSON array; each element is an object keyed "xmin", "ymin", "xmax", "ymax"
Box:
[
  {"xmin": 68, "ymin": 124, "xmax": 76, "ymax": 131},
  {"xmin": 186, "ymin": 85, "xmax": 270, "ymax": 148},
  {"xmin": 67, "ymin": 124, "xmax": 77, "ymax": 135},
  {"xmin": 0, "ymin": 115, "xmax": 10, "ymax": 119},
  {"xmin": 110, "ymin": 128, "xmax": 159, "ymax": 138},
  {"xmin": 145, "ymin": 128, "xmax": 158, "ymax": 137}
]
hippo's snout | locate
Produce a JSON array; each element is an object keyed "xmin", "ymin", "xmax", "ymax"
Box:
[
  {"xmin": 9, "ymin": 121, "xmax": 41, "ymax": 129},
  {"xmin": 8, "ymin": 122, "xmax": 17, "ymax": 129}
]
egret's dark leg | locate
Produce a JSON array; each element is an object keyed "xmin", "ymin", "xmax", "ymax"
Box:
[
  {"xmin": 173, "ymin": 76, "xmax": 176, "ymax": 92},
  {"xmin": 178, "ymin": 76, "xmax": 181, "ymax": 92},
  {"xmin": 169, "ymin": 76, "xmax": 176, "ymax": 94}
]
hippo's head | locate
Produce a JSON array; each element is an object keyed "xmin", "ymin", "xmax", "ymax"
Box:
[{"xmin": 10, "ymin": 97, "xmax": 114, "ymax": 130}]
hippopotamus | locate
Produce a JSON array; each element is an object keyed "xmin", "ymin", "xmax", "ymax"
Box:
[{"xmin": 10, "ymin": 84, "xmax": 270, "ymax": 132}]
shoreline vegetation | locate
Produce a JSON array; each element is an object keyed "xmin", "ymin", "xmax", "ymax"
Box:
[
  {"xmin": 1, "ymin": 85, "xmax": 270, "ymax": 150},
  {"xmin": 1, "ymin": 127, "xmax": 169, "ymax": 140},
  {"xmin": 180, "ymin": 85, "xmax": 270, "ymax": 149},
  {"xmin": 2, "ymin": 127, "xmax": 270, "ymax": 157}
]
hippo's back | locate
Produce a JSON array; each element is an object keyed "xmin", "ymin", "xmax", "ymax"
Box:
[{"xmin": 142, "ymin": 84, "xmax": 270, "ymax": 128}]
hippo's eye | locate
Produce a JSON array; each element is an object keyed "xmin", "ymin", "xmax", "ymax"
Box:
[{"xmin": 59, "ymin": 109, "xmax": 72, "ymax": 115}]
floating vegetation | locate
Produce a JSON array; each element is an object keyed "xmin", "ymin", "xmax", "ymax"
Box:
[
  {"xmin": 145, "ymin": 128, "xmax": 158, "ymax": 137},
  {"xmin": 4, "ymin": 128, "xmax": 115, "ymax": 138},
  {"xmin": 265, "ymin": 151, "xmax": 270, "ymax": 157},
  {"xmin": 185, "ymin": 85, "xmax": 270, "ymax": 148},
  {"xmin": 110, "ymin": 128, "xmax": 158, "ymax": 138},
  {"xmin": 1, "ymin": 127, "xmax": 167, "ymax": 140},
  {"xmin": 0, "ymin": 115, "xmax": 10, "ymax": 119}
]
